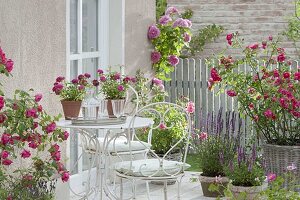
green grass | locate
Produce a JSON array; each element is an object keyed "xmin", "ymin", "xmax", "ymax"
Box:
[{"xmin": 186, "ymin": 154, "xmax": 202, "ymax": 172}]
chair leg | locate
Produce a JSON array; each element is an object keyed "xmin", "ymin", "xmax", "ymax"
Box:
[
  {"xmin": 146, "ymin": 181, "xmax": 151, "ymax": 200},
  {"xmin": 164, "ymin": 180, "xmax": 168, "ymax": 200},
  {"xmin": 120, "ymin": 178, "xmax": 123, "ymax": 200},
  {"xmin": 132, "ymin": 179, "xmax": 136, "ymax": 199},
  {"xmin": 177, "ymin": 177, "xmax": 183, "ymax": 200}
]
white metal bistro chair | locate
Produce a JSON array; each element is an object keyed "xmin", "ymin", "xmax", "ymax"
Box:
[{"xmin": 105, "ymin": 102, "xmax": 192, "ymax": 200}]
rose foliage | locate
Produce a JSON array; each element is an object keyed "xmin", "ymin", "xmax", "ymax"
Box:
[
  {"xmin": 0, "ymin": 47, "xmax": 69, "ymax": 199},
  {"xmin": 207, "ymin": 33, "xmax": 300, "ymax": 145}
]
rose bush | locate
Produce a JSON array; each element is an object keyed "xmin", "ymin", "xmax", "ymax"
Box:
[
  {"xmin": 0, "ymin": 46, "xmax": 69, "ymax": 199},
  {"xmin": 207, "ymin": 33, "xmax": 300, "ymax": 145},
  {"xmin": 148, "ymin": 6, "xmax": 192, "ymax": 81}
]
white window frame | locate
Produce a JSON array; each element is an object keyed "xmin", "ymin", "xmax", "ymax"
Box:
[{"xmin": 66, "ymin": 0, "xmax": 109, "ymax": 194}]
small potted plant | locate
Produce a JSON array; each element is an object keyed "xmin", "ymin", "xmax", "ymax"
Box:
[
  {"xmin": 52, "ymin": 73, "xmax": 91, "ymax": 119},
  {"xmin": 94, "ymin": 69, "xmax": 134, "ymax": 118},
  {"xmin": 224, "ymin": 145, "xmax": 266, "ymax": 200},
  {"xmin": 195, "ymin": 132, "xmax": 235, "ymax": 197}
]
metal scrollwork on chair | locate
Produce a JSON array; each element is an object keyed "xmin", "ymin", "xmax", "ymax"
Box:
[{"xmin": 106, "ymin": 102, "xmax": 192, "ymax": 200}]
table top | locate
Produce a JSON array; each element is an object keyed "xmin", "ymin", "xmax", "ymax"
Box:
[{"xmin": 57, "ymin": 116, "xmax": 154, "ymax": 129}]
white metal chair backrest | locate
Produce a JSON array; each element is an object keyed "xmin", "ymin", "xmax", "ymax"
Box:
[
  {"xmin": 124, "ymin": 85, "xmax": 139, "ymax": 116},
  {"xmin": 106, "ymin": 102, "xmax": 192, "ymax": 177}
]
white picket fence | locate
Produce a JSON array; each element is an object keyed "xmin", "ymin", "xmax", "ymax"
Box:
[{"xmin": 164, "ymin": 58, "xmax": 299, "ymax": 144}]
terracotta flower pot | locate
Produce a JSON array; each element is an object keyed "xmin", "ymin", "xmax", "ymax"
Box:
[
  {"xmin": 61, "ymin": 100, "xmax": 82, "ymax": 120},
  {"xmin": 231, "ymin": 184, "xmax": 267, "ymax": 200},
  {"xmin": 199, "ymin": 175, "xmax": 229, "ymax": 197},
  {"xmin": 106, "ymin": 99, "xmax": 115, "ymax": 118}
]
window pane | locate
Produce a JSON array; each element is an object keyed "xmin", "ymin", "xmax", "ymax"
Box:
[
  {"xmin": 70, "ymin": 60, "xmax": 78, "ymax": 79},
  {"xmin": 82, "ymin": 0, "xmax": 98, "ymax": 52},
  {"xmin": 70, "ymin": 0, "xmax": 78, "ymax": 54},
  {"xmin": 83, "ymin": 58, "xmax": 98, "ymax": 79}
]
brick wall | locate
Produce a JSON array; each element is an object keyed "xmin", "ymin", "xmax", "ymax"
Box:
[{"xmin": 168, "ymin": 0, "xmax": 299, "ymax": 58}]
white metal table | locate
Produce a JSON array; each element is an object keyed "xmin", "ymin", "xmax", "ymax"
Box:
[{"xmin": 57, "ymin": 116, "xmax": 154, "ymax": 200}]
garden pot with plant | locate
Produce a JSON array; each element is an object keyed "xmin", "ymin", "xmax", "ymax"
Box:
[
  {"xmin": 52, "ymin": 74, "xmax": 91, "ymax": 119},
  {"xmin": 223, "ymin": 145, "xmax": 266, "ymax": 200},
  {"xmin": 207, "ymin": 33, "xmax": 300, "ymax": 178},
  {"xmin": 195, "ymin": 133, "xmax": 235, "ymax": 197},
  {"xmin": 0, "ymin": 46, "xmax": 70, "ymax": 199},
  {"xmin": 94, "ymin": 69, "xmax": 134, "ymax": 118}
]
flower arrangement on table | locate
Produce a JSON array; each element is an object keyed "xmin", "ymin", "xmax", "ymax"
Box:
[
  {"xmin": 148, "ymin": 6, "xmax": 192, "ymax": 81},
  {"xmin": 207, "ymin": 33, "xmax": 300, "ymax": 146},
  {"xmin": 0, "ymin": 46, "xmax": 69, "ymax": 199},
  {"xmin": 52, "ymin": 73, "xmax": 91, "ymax": 119}
]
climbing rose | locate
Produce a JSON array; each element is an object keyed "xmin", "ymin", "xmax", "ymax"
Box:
[
  {"xmin": 0, "ymin": 114, "xmax": 7, "ymax": 123},
  {"xmin": 34, "ymin": 93, "xmax": 43, "ymax": 102},
  {"xmin": 159, "ymin": 123, "xmax": 167, "ymax": 130},
  {"xmin": 248, "ymin": 43, "xmax": 259, "ymax": 50},
  {"xmin": 168, "ymin": 55, "xmax": 179, "ymax": 66},
  {"xmin": 199, "ymin": 132, "xmax": 208, "ymax": 140},
  {"xmin": 148, "ymin": 25, "xmax": 160, "ymax": 39},
  {"xmin": 184, "ymin": 32, "xmax": 191, "ymax": 42},
  {"xmin": 152, "ymin": 78, "xmax": 163, "ymax": 85},
  {"xmin": 61, "ymin": 171, "xmax": 70, "ymax": 182},
  {"xmin": 226, "ymin": 33, "xmax": 233, "ymax": 41},
  {"xmin": 21, "ymin": 150, "xmax": 31, "ymax": 158},
  {"xmin": 52, "ymin": 83, "xmax": 63, "ymax": 95},
  {"xmin": 227, "ymin": 90, "xmax": 237, "ymax": 97},
  {"xmin": 210, "ymin": 68, "xmax": 222, "ymax": 82},
  {"xmin": 165, "ymin": 6, "xmax": 178, "ymax": 15},
  {"xmin": 51, "ymin": 151, "xmax": 61, "ymax": 161},
  {"xmin": 5, "ymin": 59, "xmax": 13, "ymax": 72},
  {"xmin": 283, "ymin": 72, "xmax": 290, "ymax": 79},
  {"xmin": 0, "ymin": 96, "xmax": 4, "ymax": 110},
  {"xmin": 100, "ymin": 76, "xmax": 106, "ymax": 82},
  {"xmin": 277, "ymin": 53, "xmax": 286, "ymax": 63},
  {"xmin": 56, "ymin": 76, "xmax": 65, "ymax": 82},
  {"xmin": 294, "ymin": 72, "xmax": 300, "ymax": 80},
  {"xmin": 151, "ymin": 51, "xmax": 161, "ymax": 64},
  {"xmin": 1, "ymin": 151, "xmax": 9, "ymax": 159},
  {"xmin": 63, "ymin": 131, "xmax": 69, "ymax": 140},
  {"xmin": 264, "ymin": 109, "xmax": 276, "ymax": 119},
  {"xmin": 159, "ymin": 15, "xmax": 172, "ymax": 25},
  {"xmin": 46, "ymin": 122, "xmax": 56, "ymax": 133},
  {"xmin": 113, "ymin": 73, "xmax": 121, "ymax": 80},
  {"xmin": 173, "ymin": 18, "xmax": 189, "ymax": 28},
  {"xmin": 1, "ymin": 133, "xmax": 10, "ymax": 145},
  {"xmin": 186, "ymin": 101, "xmax": 195, "ymax": 113},
  {"xmin": 25, "ymin": 108, "xmax": 37, "ymax": 118},
  {"xmin": 2, "ymin": 159, "xmax": 13, "ymax": 166}
]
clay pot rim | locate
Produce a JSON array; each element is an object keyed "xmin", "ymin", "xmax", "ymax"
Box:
[
  {"xmin": 199, "ymin": 173, "xmax": 229, "ymax": 182},
  {"xmin": 231, "ymin": 183, "xmax": 267, "ymax": 193}
]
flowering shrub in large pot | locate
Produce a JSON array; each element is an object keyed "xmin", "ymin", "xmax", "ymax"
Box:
[
  {"xmin": 148, "ymin": 6, "xmax": 192, "ymax": 80},
  {"xmin": 207, "ymin": 33, "xmax": 300, "ymax": 177},
  {"xmin": 0, "ymin": 47, "xmax": 69, "ymax": 199},
  {"xmin": 52, "ymin": 74, "xmax": 91, "ymax": 119}
]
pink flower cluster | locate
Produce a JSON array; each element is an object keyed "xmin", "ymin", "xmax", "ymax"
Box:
[
  {"xmin": 152, "ymin": 77, "xmax": 165, "ymax": 91},
  {"xmin": 186, "ymin": 101, "xmax": 195, "ymax": 113},
  {"xmin": 208, "ymin": 68, "xmax": 222, "ymax": 90},
  {"xmin": 0, "ymin": 47, "xmax": 14, "ymax": 73}
]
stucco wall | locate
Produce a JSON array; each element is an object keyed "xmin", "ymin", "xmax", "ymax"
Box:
[
  {"xmin": 125, "ymin": 0, "xmax": 156, "ymax": 76},
  {"xmin": 0, "ymin": 0, "xmax": 68, "ymax": 199},
  {"xmin": 168, "ymin": 0, "xmax": 297, "ymax": 58}
]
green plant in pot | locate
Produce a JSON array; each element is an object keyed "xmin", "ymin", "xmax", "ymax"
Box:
[
  {"xmin": 52, "ymin": 73, "xmax": 91, "ymax": 119},
  {"xmin": 207, "ymin": 32, "xmax": 300, "ymax": 178}
]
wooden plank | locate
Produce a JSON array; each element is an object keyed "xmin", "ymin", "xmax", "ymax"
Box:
[
  {"xmin": 195, "ymin": 58, "xmax": 201, "ymax": 129},
  {"xmin": 201, "ymin": 59, "xmax": 208, "ymax": 119},
  {"xmin": 170, "ymin": 61, "xmax": 177, "ymax": 103},
  {"xmin": 206, "ymin": 59, "xmax": 213, "ymax": 116},
  {"xmin": 176, "ymin": 59, "xmax": 183, "ymax": 98},
  {"xmin": 183, "ymin": 59, "xmax": 189, "ymax": 97}
]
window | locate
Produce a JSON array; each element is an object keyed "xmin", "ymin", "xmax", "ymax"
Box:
[{"xmin": 67, "ymin": 0, "xmax": 109, "ymax": 193}]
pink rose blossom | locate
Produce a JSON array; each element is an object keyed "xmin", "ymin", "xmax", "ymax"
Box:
[
  {"xmin": 34, "ymin": 93, "xmax": 43, "ymax": 102},
  {"xmin": 277, "ymin": 53, "xmax": 286, "ymax": 63},
  {"xmin": 226, "ymin": 33, "xmax": 233, "ymax": 41},
  {"xmin": 151, "ymin": 51, "xmax": 161, "ymax": 63},
  {"xmin": 52, "ymin": 83, "xmax": 63, "ymax": 95},
  {"xmin": 114, "ymin": 73, "xmax": 121, "ymax": 80},
  {"xmin": 29, "ymin": 142, "xmax": 38, "ymax": 149},
  {"xmin": 226, "ymin": 90, "xmax": 237, "ymax": 97},
  {"xmin": 159, "ymin": 15, "xmax": 172, "ymax": 25},
  {"xmin": 283, "ymin": 72, "xmax": 290, "ymax": 79},
  {"xmin": 159, "ymin": 123, "xmax": 167, "ymax": 130},
  {"xmin": 117, "ymin": 85, "xmax": 125, "ymax": 91},
  {"xmin": 173, "ymin": 18, "xmax": 189, "ymax": 28},
  {"xmin": 0, "ymin": 96, "xmax": 5, "ymax": 110},
  {"xmin": 0, "ymin": 114, "xmax": 7, "ymax": 124},
  {"xmin": 1, "ymin": 133, "xmax": 10, "ymax": 145},
  {"xmin": 168, "ymin": 55, "xmax": 179, "ymax": 66},
  {"xmin": 61, "ymin": 171, "xmax": 70, "ymax": 182},
  {"xmin": 1, "ymin": 151, "xmax": 9, "ymax": 159},
  {"xmin": 25, "ymin": 108, "xmax": 37, "ymax": 118},
  {"xmin": 63, "ymin": 131, "xmax": 69, "ymax": 140},
  {"xmin": 46, "ymin": 122, "xmax": 56, "ymax": 133},
  {"xmin": 52, "ymin": 144, "xmax": 60, "ymax": 151},
  {"xmin": 51, "ymin": 151, "xmax": 61, "ymax": 161},
  {"xmin": 100, "ymin": 76, "xmax": 106, "ymax": 82},
  {"xmin": 184, "ymin": 32, "xmax": 191, "ymax": 42},
  {"xmin": 56, "ymin": 76, "xmax": 65, "ymax": 82},
  {"xmin": 268, "ymin": 35, "xmax": 273, "ymax": 41},
  {"xmin": 123, "ymin": 76, "xmax": 131, "ymax": 83},
  {"xmin": 165, "ymin": 7, "xmax": 179, "ymax": 15},
  {"xmin": 5, "ymin": 59, "xmax": 13, "ymax": 72},
  {"xmin": 97, "ymin": 69, "xmax": 104, "ymax": 74},
  {"xmin": 267, "ymin": 173, "xmax": 276, "ymax": 182},
  {"xmin": 294, "ymin": 72, "xmax": 300, "ymax": 80},
  {"xmin": 71, "ymin": 79, "xmax": 79, "ymax": 84},
  {"xmin": 199, "ymin": 132, "xmax": 208, "ymax": 140},
  {"xmin": 152, "ymin": 78, "xmax": 163, "ymax": 85},
  {"xmin": 211, "ymin": 68, "xmax": 222, "ymax": 82},
  {"xmin": 21, "ymin": 149, "xmax": 31, "ymax": 158},
  {"xmin": 148, "ymin": 25, "xmax": 160, "ymax": 39},
  {"xmin": 0, "ymin": 47, "xmax": 7, "ymax": 63},
  {"xmin": 78, "ymin": 85, "xmax": 85, "ymax": 90},
  {"xmin": 264, "ymin": 109, "xmax": 276, "ymax": 120},
  {"xmin": 248, "ymin": 43, "xmax": 259, "ymax": 50},
  {"xmin": 186, "ymin": 101, "xmax": 195, "ymax": 113},
  {"xmin": 2, "ymin": 159, "xmax": 13, "ymax": 166},
  {"xmin": 84, "ymin": 73, "xmax": 91, "ymax": 78}
]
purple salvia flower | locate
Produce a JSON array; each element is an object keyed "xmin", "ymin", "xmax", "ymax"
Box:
[
  {"xmin": 159, "ymin": 15, "xmax": 172, "ymax": 25},
  {"xmin": 148, "ymin": 25, "xmax": 160, "ymax": 39}
]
